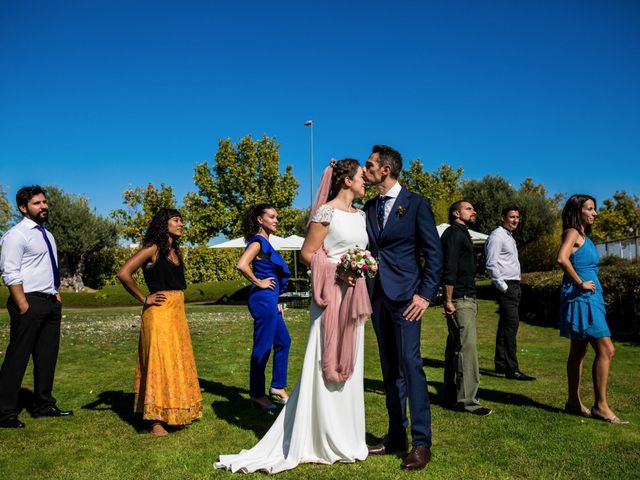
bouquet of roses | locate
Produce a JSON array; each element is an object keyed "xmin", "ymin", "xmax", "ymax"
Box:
[{"xmin": 337, "ymin": 246, "xmax": 378, "ymax": 279}]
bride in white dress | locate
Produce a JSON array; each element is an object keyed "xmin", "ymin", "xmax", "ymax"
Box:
[{"xmin": 215, "ymin": 158, "xmax": 371, "ymax": 474}]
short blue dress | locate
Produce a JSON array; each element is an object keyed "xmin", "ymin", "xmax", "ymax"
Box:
[{"xmin": 559, "ymin": 236, "xmax": 610, "ymax": 340}]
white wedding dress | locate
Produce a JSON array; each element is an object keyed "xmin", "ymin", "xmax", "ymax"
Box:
[{"xmin": 215, "ymin": 206, "xmax": 369, "ymax": 474}]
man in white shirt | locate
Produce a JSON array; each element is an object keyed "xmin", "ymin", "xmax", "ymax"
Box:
[
  {"xmin": 0, "ymin": 186, "xmax": 73, "ymax": 428},
  {"xmin": 484, "ymin": 207, "xmax": 535, "ymax": 381}
]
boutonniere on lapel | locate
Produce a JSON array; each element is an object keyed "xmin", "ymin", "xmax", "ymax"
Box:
[{"xmin": 396, "ymin": 205, "xmax": 407, "ymax": 217}]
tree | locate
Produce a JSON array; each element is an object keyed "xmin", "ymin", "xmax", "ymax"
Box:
[
  {"xmin": 399, "ymin": 161, "xmax": 464, "ymax": 224},
  {"xmin": 0, "ymin": 185, "xmax": 14, "ymax": 235},
  {"xmin": 519, "ymin": 217, "xmax": 562, "ymax": 272},
  {"xmin": 462, "ymin": 175, "xmax": 560, "ymax": 256},
  {"xmin": 291, "ymin": 207, "xmax": 311, "ymax": 236},
  {"xmin": 45, "ymin": 186, "xmax": 118, "ymax": 291},
  {"xmin": 111, "ymin": 183, "xmax": 178, "ymax": 243},
  {"xmin": 591, "ymin": 191, "xmax": 640, "ymax": 242},
  {"xmin": 514, "ymin": 178, "xmax": 561, "ymax": 246},
  {"xmin": 184, "ymin": 135, "xmax": 299, "ymax": 243},
  {"xmin": 461, "ymin": 175, "xmax": 517, "ymax": 235}
]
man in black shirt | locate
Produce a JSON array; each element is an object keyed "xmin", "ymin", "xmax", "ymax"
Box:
[{"xmin": 441, "ymin": 200, "xmax": 492, "ymax": 416}]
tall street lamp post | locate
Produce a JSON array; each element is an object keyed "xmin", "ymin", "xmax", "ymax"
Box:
[{"xmin": 304, "ymin": 120, "xmax": 314, "ymax": 207}]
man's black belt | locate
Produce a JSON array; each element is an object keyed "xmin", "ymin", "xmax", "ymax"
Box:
[{"xmin": 25, "ymin": 292, "xmax": 58, "ymax": 301}]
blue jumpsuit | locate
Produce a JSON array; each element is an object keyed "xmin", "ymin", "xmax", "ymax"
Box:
[{"xmin": 246, "ymin": 236, "xmax": 291, "ymax": 398}]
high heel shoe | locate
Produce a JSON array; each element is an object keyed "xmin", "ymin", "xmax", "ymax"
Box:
[
  {"xmin": 250, "ymin": 396, "xmax": 277, "ymax": 410},
  {"xmin": 269, "ymin": 388, "xmax": 289, "ymax": 405}
]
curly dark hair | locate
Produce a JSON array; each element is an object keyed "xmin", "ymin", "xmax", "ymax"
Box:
[
  {"xmin": 243, "ymin": 204, "xmax": 276, "ymax": 242},
  {"xmin": 142, "ymin": 208, "xmax": 183, "ymax": 260},
  {"xmin": 327, "ymin": 158, "xmax": 361, "ymax": 200},
  {"xmin": 562, "ymin": 194, "xmax": 597, "ymax": 237}
]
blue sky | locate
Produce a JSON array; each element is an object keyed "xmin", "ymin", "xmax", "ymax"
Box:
[{"xmin": 1, "ymin": 1, "xmax": 639, "ymax": 226}]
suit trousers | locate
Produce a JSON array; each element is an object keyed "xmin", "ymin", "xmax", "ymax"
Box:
[
  {"xmin": 494, "ymin": 281, "xmax": 521, "ymax": 373},
  {"xmin": 0, "ymin": 293, "xmax": 62, "ymax": 421},
  {"xmin": 443, "ymin": 297, "xmax": 481, "ymax": 411},
  {"xmin": 371, "ymin": 280, "xmax": 432, "ymax": 447}
]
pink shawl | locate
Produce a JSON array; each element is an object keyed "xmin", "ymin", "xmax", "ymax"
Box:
[{"xmin": 311, "ymin": 248, "xmax": 372, "ymax": 384}]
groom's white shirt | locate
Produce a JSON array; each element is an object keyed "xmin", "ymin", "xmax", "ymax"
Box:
[{"xmin": 380, "ymin": 182, "xmax": 402, "ymax": 228}]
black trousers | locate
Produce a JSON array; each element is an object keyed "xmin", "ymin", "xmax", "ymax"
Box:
[
  {"xmin": 494, "ymin": 281, "xmax": 521, "ymax": 373},
  {"xmin": 0, "ymin": 293, "xmax": 62, "ymax": 421}
]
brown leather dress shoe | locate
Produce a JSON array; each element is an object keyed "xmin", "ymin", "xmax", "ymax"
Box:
[
  {"xmin": 367, "ymin": 435, "xmax": 408, "ymax": 455},
  {"xmin": 401, "ymin": 445, "xmax": 432, "ymax": 470}
]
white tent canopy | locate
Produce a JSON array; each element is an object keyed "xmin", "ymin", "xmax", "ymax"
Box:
[
  {"xmin": 436, "ymin": 223, "xmax": 488, "ymax": 244},
  {"xmin": 211, "ymin": 234, "xmax": 305, "ymax": 282},
  {"xmin": 283, "ymin": 235, "xmax": 305, "ymax": 250}
]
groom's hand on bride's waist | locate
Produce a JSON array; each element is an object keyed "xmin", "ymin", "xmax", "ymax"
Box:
[{"xmin": 403, "ymin": 295, "xmax": 430, "ymax": 321}]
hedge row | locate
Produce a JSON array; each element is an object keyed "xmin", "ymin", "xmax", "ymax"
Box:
[
  {"xmin": 83, "ymin": 246, "xmax": 310, "ymax": 291},
  {"xmin": 520, "ymin": 263, "xmax": 640, "ymax": 341}
]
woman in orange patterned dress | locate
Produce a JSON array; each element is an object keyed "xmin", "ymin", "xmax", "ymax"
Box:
[{"xmin": 117, "ymin": 208, "xmax": 202, "ymax": 436}]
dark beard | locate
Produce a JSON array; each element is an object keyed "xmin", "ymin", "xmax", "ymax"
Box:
[{"xmin": 28, "ymin": 210, "xmax": 48, "ymax": 225}]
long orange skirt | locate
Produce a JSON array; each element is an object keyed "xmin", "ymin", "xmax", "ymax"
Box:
[{"xmin": 134, "ymin": 291, "xmax": 202, "ymax": 425}]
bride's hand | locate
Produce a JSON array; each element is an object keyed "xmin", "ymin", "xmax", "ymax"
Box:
[{"xmin": 337, "ymin": 271, "xmax": 358, "ymax": 287}]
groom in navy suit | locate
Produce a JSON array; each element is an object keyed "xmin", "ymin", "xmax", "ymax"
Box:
[{"xmin": 363, "ymin": 145, "xmax": 442, "ymax": 470}]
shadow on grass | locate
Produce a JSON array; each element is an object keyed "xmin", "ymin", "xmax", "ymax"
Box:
[
  {"xmin": 371, "ymin": 358, "xmax": 561, "ymax": 413},
  {"xmin": 200, "ymin": 286, "xmax": 251, "ymax": 306},
  {"xmin": 198, "ymin": 377, "xmax": 279, "ymax": 438},
  {"xmin": 17, "ymin": 388, "xmax": 35, "ymax": 415},
  {"xmin": 422, "ymin": 357, "xmax": 445, "ymax": 369},
  {"xmin": 81, "ymin": 390, "xmax": 146, "ymax": 432},
  {"xmin": 364, "ymin": 377, "xmax": 385, "ymax": 395}
]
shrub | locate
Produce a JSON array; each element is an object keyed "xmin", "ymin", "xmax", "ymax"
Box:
[
  {"xmin": 83, "ymin": 247, "xmax": 143, "ymax": 288},
  {"xmin": 520, "ymin": 264, "xmax": 640, "ymax": 341},
  {"xmin": 599, "ymin": 255, "xmax": 636, "ymax": 267},
  {"xmin": 83, "ymin": 246, "xmax": 306, "ymax": 290},
  {"xmin": 182, "ymin": 247, "xmax": 243, "ymax": 284},
  {"xmin": 83, "ymin": 246, "xmax": 245, "ymax": 289}
]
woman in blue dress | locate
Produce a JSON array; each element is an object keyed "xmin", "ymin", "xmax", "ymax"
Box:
[
  {"xmin": 237, "ymin": 204, "xmax": 291, "ymax": 410},
  {"xmin": 557, "ymin": 194, "xmax": 627, "ymax": 424}
]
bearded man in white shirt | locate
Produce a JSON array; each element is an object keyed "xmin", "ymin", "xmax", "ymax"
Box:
[
  {"xmin": 484, "ymin": 206, "xmax": 536, "ymax": 381},
  {"xmin": 0, "ymin": 185, "xmax": 73, "ymax": 429}
]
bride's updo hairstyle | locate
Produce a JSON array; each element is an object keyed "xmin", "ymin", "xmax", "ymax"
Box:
[
  {"xmin": 243, "ymin": 203, "xmax": 276, "ymax": 242},
  {"xmin": 328, "ymin": 158, "xmax": 360, "ymax": 201}
]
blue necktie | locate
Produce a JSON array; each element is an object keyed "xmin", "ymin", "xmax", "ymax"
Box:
[
  {"xmin": 37, "ymin": 225, "xmax": 61, "ymax": 289},
  {"xmin": 377, "ymin": 196, "xmax": 389, "ymax": 231}
]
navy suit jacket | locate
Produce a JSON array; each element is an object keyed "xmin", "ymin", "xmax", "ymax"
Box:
[{"xmin": 364, "ymin": 187, "xmax": 443, "ymax": 303}]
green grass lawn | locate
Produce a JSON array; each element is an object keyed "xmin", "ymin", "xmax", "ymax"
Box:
[{"xmin": 0, "ymin": 300, "xmax": 638, "ymax": 479}]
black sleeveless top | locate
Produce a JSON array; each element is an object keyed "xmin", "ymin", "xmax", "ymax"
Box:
[{"xmin": 143, "ymin": 256, "xmax": 187, "ymax": 293}]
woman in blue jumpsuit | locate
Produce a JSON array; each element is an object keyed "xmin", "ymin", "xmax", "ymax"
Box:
[{"xmin": 237, "ymin": 204, "xmax": 291, "ymax": 410}]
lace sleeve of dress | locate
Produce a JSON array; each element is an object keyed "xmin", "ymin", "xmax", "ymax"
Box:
[
  {"xmin": 310, "ymin": 204, "xmax": 334, "ymax": 224},
  {"xmin": 357, "ymin": 209, "xmax": 366, "ymax": 219}
]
